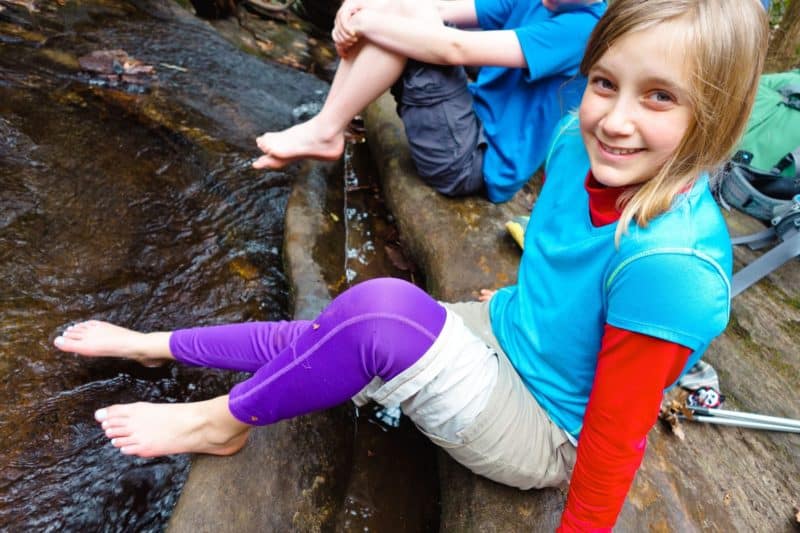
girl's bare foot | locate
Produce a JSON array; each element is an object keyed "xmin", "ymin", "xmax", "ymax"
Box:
[
  {"xmin": 96, "ymin": 395, "xmax": 251, "ymax": 458},
  {"xmin": 253, "ymin": 118, "xmax": 345, "ymax": 170},
  {"xmin": 53, "ymin": 320, "xmax": 172, "ymax": 367},
  {"xmin": 252, "ymin": 152, "xmax": 292, "ymax": 170}
]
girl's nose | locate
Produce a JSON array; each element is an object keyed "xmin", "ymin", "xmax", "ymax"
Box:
[{"xmin": 600, "ymin": 98, "xmax": 636, "ymax": 137}]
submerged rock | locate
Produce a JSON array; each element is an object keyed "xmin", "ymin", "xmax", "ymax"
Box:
[{"xmin": 78, "ymin": 49, "xmax": 157, "ymax": 91}]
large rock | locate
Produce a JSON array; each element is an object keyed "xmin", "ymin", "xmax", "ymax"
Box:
[{"xmin": 363, "ymin": 92, "xmax": 800, "ymax": 531}]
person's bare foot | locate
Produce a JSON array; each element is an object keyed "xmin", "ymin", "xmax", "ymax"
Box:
[
  {"xmin": 251, "ymin": 152, "xmax": 292, "ymax": 170},
  {"xmin": 54, "ymin": 320, "xmax": 172, "ymax": 367},
  {"xmin": 253, "ymin": 118, "xmax": 345, "ymax": 169},
  {"xmin": 96, "ymin": 395, "xmax": 251, "ymax": 458}
]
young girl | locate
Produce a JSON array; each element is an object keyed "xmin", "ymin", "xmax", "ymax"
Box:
[{"xmin": 54, "ymin": 0, "xmax": 768, "ymax": 529}]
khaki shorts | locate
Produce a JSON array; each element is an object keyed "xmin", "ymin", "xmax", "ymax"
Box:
[{"xmin": 355, "ymin": 300, "xmax": 576, "ymax": 490}]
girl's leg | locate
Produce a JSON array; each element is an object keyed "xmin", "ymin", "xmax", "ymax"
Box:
[
  {"xmin": 55, "ymin": 318, "xmax": 313, "ymax": 373},
  {"xmin": 252, "ymin": 0, "xmax": 444, "ymax": 169},
  {"xmin": 169, "ymin": 320, "xmax": 312, "ymax": 373},
  {"xmin": 54, "ymin": 321, "xmax": 174, "ymax": 367},
  {"xmin": 96, "ymin": 395, "xmax": 251, "ymax": 458},
  {"xmin": 227, "ymin": 278, "xmax": 446, "ymax": 424},
  {"xmin": 253, "ymin": 41, "xmax": 406, "ymax": 169},
  {"xmin": 87, "ymin": 278, "xmax": 448, "ymax": 457}
]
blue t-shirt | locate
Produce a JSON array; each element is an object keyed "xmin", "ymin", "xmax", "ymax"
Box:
[
  {"xmin": 471, "ymin": 0, "xmax": 606, "ymax": 202},
  {"xmin": 488, "ymin": 116, "xmax": 733, "ymax": 437}
]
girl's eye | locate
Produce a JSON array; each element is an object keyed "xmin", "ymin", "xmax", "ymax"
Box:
[
  {"xmin": 591, "ymin": 76, "xmax": 615, "ymax": 92},
  {"xmin": 648, "ymin": 90, "xmax": 676, "ymax": 106}
]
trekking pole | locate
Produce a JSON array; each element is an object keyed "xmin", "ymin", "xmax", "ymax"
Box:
[{"xmin": 685, "ymin": 406, "xmax": 800, "ymax": 433}]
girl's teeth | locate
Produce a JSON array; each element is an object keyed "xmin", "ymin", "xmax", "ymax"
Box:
[{"xmin": 602, "ymin": 143, "xmax": 639, "ymax": 155}]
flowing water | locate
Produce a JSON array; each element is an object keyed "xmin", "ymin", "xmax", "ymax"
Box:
[{"xmin": 0, "ymin": 0, "xmax": 331, "ymax": 529}]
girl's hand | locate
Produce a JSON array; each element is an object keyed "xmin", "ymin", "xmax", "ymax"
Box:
[
  {"xmin": 477, "ymin": 289, "xmax": 496, "ymax": 302},
  {"xmin": 332, "ymin": 0, "xmax": 365, "ymax": 57}
]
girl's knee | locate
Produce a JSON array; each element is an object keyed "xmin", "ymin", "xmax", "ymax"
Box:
[
  {"xmin": 380, "ymin": 0, "xmax": 437, "ymax": 21},
  {"xmin": 338, "ymin": 277, "xmax": 419, "ymax": 308},
  {"xmin": 330, "ymin": 278, "xmax": 443, "ymax": 321}
]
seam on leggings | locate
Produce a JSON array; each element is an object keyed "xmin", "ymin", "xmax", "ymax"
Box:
[{"xmin": 230, "ymin": 312, "xmax": 442, "ymax": 405}]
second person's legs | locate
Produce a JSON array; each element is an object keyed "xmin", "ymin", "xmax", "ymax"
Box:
[{"xmin": 390, "ymin": 60, "xmax": 486, "ymax": 197}]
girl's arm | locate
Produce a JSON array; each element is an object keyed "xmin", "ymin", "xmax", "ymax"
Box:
[
  {"xmin": 557, "ymin": 325, "xmax": 692, "ymax": 532},
  {"xmin": 349, "ymin": 9, "xmax": 525, "ymax": 68},
  {"xmin": 437, "ymin": 0, "xmax": 479, "ymax": 28}
]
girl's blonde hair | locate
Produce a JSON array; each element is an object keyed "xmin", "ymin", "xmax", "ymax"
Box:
[{"xmin": 580, "ymin": 0, "xmax": 769, "ymax": 244}]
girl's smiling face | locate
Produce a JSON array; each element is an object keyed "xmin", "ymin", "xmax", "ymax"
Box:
[{"xmin": 579, "ymin": 23, "xmax": 693, "ymax": 189}]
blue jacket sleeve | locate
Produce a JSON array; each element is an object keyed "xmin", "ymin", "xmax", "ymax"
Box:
[
  {"xmin": 516, "ymin": 11, "xmax": 602, "ymax": 81},
  {"xmin": 474, "ymin": 0, "xmax": 516, "ymax": 30},
  {"xmin": 605, "ymin": 251, "xmax": 731, "ymax": 350}
]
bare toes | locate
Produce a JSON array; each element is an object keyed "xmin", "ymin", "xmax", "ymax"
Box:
[
  {"xmin": 119, "ymin": 444, "xmax": 145, "ymax": 456},
  {"xmin": 61, "ymin": 328, "xmax": 83, "ymax": 340},
  {"xmin": 110, "ymin": 436, "xmax": 137, "ymax": 449},
  {"xmin": 96, "ymin": 405, "xmax": 131, "ymax": 423},
  {"xmin": 105, "ymin": 426, "xmax": 131, "ymax": 439},
  {"xmin": 253, "ymin": 154, "xmax": 288, "ymax": 170}
]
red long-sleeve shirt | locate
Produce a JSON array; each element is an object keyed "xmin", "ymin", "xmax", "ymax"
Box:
[{"xmin": 556, "ymin": 175, "xmax": 692, "ymax": 531}]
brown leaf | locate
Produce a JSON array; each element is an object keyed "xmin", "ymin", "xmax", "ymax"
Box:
[
  {"xmin": 659, "ymin": 389, "xmax": 691, "ymax": 441},
  {"xmin": 384, "ymin": 243, "xmax": 414, "ymax": 271}
]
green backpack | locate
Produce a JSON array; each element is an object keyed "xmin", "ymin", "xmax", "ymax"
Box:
[
  {"xmin": 719, "ymin": 70, "xmax": 800, "ymax": 222},
  {"xmin": 717, "ymin": 70, "xmax": 800, "ymax": 296},
  {"xmin": 735, "ymin": 69, "xmax": 800, "ymax": 176}
]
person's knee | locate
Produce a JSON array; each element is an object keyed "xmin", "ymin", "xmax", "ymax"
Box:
[
  {"xmin": 372, "ymin": 0, "xmax": 404, "ymax": 16},
  {"xmin": 330, "ymin": 278, "xmax": 447, "ymax": 329},
  {"xmin": 337, "ymin": 278, "xmax": 422, "ymax": 314},
  {"xmin": 395, "ymin": 0, "xmax": 438, "ymax": 20}
]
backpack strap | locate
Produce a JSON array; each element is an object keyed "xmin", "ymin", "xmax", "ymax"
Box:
[
  {"xmin": 777, "ymin": 84, "xmax": 800, "ymax": 111},
  {"xmin": 731, "ymin": 227, "xmax": 800, "ymax": 297},
  {"xmin": 740, "ymin": 146, "xmax": 800, "ymax": 201},
  {"xmin": 771, "ymin": 146, "xmax": 800, "ymax": 178}
]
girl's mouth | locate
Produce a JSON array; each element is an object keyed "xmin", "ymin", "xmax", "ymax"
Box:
[{"xmin": 598, "ymin": 140, "xmax": 643, "ymax": 156}]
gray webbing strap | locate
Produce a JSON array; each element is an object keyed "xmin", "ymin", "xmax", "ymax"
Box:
[
  {"xmin": 732, "ymin": 227, "xmax": 800, "ymax": 297},
  {"xmin": 770, "ymin": 146, "xmax": 800, "ymax": 179}
]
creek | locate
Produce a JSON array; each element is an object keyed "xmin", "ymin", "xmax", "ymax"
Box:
[{"xmin": 0, "ymin": 0, "xmax": 333, "ymax": 529}]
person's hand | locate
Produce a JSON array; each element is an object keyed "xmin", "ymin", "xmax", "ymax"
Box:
[
  {"xmin": 332, "ymin": 0, "xmax": 365, "ymax": 57},
  {"xmin": 477, "ymin": 289, "xmax": 496, "ymax": 302}
]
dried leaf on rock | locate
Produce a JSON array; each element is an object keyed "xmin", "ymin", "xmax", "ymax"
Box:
[
  {"xmin": 659, "ymin": 388, "xmax": 692, "ymax": 441},
  {"xmin": 385, "ymin": 242, "xmax": 414, "ymax": 272}
]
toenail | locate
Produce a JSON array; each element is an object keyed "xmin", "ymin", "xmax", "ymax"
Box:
[
  {"xmin": 111, "ymin": 438, "xmax": 117, "ymax": 445},
  {"xmin": 54, "ymin": 336, "xmax": 64, "ymax": 346},
  {"xmin": 95, "ymin": 408, "xmax": 108, "ymax": 421}
]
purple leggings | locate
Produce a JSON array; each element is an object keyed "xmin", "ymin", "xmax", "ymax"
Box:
[{"xmin": 169, "ymin": 278, "xmax": 447, "ymax": 425}]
